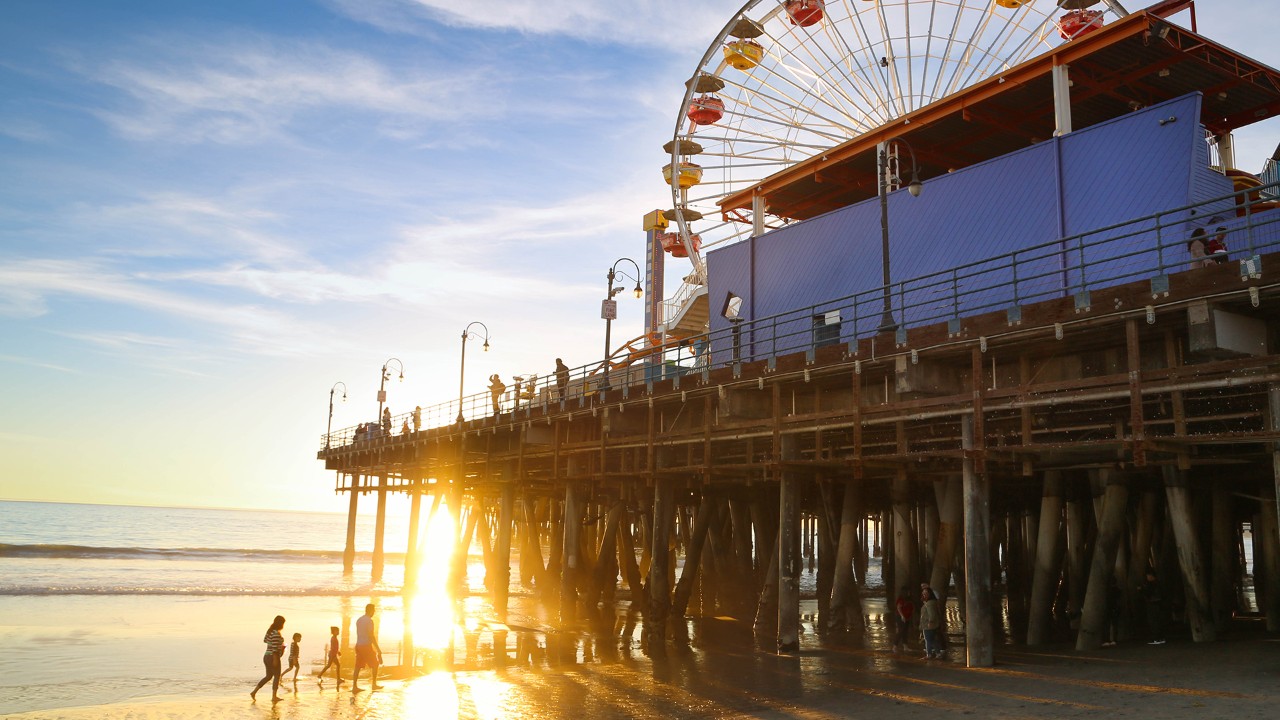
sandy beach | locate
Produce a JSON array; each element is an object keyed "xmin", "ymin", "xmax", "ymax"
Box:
[{"xmin": 8, "ymin": 619, "xmax": 1278, "ymax": 720}]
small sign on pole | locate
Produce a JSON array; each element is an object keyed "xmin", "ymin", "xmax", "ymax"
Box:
[
  {"xmin": 377, "ymin": 390, "xmax": 387, "ymax": 402},
  {"xmin": 601, "ymin": 299, "xmax": 618, "ymax": 320}
]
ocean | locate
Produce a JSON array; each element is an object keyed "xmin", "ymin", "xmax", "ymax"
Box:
[
  {"xmin": 0, "ymin": 499, "xmax": 849, "ymax": 718},
  {"xmin": 0, "ymin": 500, "xmax": 505, "ymax": 715}
]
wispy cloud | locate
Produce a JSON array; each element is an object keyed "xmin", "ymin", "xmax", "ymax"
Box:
[
  {"xmin": 0, "ymin": 259, "xmax": 362, "ymax": 359},
  {"xmin": 0, "ymin": 353, "xmax": 79, "ymax": 374},
  {"xmin": 325, "ymin": 0, "xmax": 733, "ymax": 50},
  {"xmin": 81, "ymin": 35, "xmax": 492, "ymax": 145}
]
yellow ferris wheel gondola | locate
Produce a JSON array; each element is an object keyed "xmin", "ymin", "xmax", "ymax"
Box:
[
  {"xmin": 994, "ymin": 0, "xmax": 1026, "ymax": 9},
  {"xmin": 662, "ymin": 162, "xmax": 704, "ymax": 189},
  {"xmin": 723, "ymin": 38, "xmax": 764, "ymax": 70}
]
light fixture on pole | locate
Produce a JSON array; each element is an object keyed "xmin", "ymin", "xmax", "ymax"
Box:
[
  {"xmin": 457, "ymin": 321, "xmax": 490, "ymax": 423},
  {"xmin": 327, "ymin": 381, "xmax": 347, "ymax": 450},
  {"xmin": 877, "ymin": 137, "xmax": 923, "ymax": 333},
  {"xmin": 600, "ymin": 258, "xmax": 643, "ymax": 392},
  {"xmin": 377, "ymin": 358, "xmax": 403, "ymax": 434}
]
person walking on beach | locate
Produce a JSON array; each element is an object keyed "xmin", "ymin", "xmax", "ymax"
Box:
[
  {"xmin": 919, "ymin": 588, "xmax": 942, "ymax": 659},
  {"xmin": 555, "ymin": 358, "xmax": 569, "ymax": 401},
  {"xmin": 282, "ymin": 632, "xmax": 302, "ymax": 688},
  {"xmin": 318, "ymin": 625, "xmax": 343, "ymax": 689},
  {"xmin": 250, "ymin": 615, "xmax": 286, "ymax": 703},
  {"xmin": 352, "ymin": 603, "xmax": 382, "ymax": 692}
]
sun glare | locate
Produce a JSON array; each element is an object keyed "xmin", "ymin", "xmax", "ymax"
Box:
[{"xmin": 411, "ymin": 498, "xmax": 458, "ymax": 651}]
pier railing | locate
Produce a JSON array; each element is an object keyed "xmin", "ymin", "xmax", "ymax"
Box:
[{"xmin": 321, "ymin": 181, "xmax": 1280, "ymax": 451}]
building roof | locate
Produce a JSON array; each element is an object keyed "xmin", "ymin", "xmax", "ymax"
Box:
[{"xmin": 720, "ymin": 2, "xmax": 1280, "ymax": 224}]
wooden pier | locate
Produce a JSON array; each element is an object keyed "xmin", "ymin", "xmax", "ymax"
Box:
[{"xmin": 319, "ymin": 247, "xmax": 1280, "ymax": 667}]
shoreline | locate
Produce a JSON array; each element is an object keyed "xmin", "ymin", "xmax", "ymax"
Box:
[{"xmin": 7, "ymin": 628, "xmax": 1279, "ymax": 720}]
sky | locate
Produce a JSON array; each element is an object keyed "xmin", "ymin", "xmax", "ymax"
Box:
[{"xmin": 2, "ymin": 0, "xmax": 1278, "ymax": 513}]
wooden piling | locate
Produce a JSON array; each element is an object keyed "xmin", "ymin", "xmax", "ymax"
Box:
[
  {"xmin": 891, "ymin": 470, "xmax": 916, "ymax": 602},
  {"xmin": 404, "ymin": 489, "xmax": 423, "ymax": 590},
  {"xmin": 560, "ymin": 484, "xmax": 581, "ymax": 624},
  {"xmin": 1027, "ymin": 470, "xmax": 1064, "ymax": 645},
  {"xmin": 829, "ymin": 478, "xmax": 866, "ymax": 634},
  {"xmin": 646, "ymin": 480, "xmax": 675, "ymax": 644},
  {"xmin": 672, "ymin": 493, "xmax": 713, "ymax": 618},
  {"xmin": 495, "ymin": 483, "xmax": 514, "ymax": 622},
  {"xmin": 1161, "ymin": 466, "xmax": 1215, "ymax": 641},
  {"xmin": 961, "ymin": 413, "xmax": 993, "ymax": 667},
  {"xmin": 1076, "ymin": 470, "xmax": 1128, "ymax": 650},
  {"xmin": 778, "ymin": 470, "xmax": 801, "ymax": 652},
  {"xmin": 343, "ymin": 473, "xmax": 359, "ymax": 575},
  {"xmin": 372, "ymin": 473, "xmax": 388, "ymax": 582},
  {"xmin": 1210, "ymin": 482, "xmax": 1236, "ymax": 631},
  {"xmin": 1259, "ymin": 484, "xmax": 1280, "ymax": 631}
]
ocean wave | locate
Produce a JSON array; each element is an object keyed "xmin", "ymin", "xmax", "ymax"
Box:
[{"xmin": 0, "ymin": 543, "xmax": 404, "ymax": 562}]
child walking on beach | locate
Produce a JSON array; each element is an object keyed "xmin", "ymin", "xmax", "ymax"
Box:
[
  {"xmin": 318, "ymin": 626, "xmax": 343, "ymax": 689},
  {"xmin": 250, "ymin": 615, "xmax": 286, "ymax": 703},
  {"xmin": 283, "ymin": 632, "xmax": 302, "ymax": 688}
]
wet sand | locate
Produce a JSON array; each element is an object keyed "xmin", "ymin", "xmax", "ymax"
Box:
[{"xmin": 8, "ymin": 619, "xmax": 1278, "ymax": 720}]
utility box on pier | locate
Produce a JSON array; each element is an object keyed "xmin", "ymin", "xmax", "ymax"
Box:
[{"xmin": 1187, "ymin": 301, "xmax": 1268, "ymax": 358}]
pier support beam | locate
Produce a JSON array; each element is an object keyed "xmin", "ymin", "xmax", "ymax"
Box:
[
  {"xmin": 891, "ymin": 470, "xmax": 916, "ymax": 600},
  {"xmin": 646, "ymin": 480, "xmax": 675, "ymax": 646},
  {"xmin": 343, "ymin": 473, "xmax": 360, "ymax": 575},
  {"xmin": 1027, "ymin": 471, "xmax": 1064, "ymax": 645},
  {"xmin": 1259, "ymin": 484, "xmax": 1280, "ymax": 631},
  {"xmin": 929, "ymin": 476, "xmax": 962, "ymax": 601},
  {"xmin": 560, "ymin": 484, "xmax": 581, "ymax": 625},
  {"xmin": 1211, "ymin": 483, "xmax": 1236, "ymax": 631},
  {"xmin": 962, "ymin": 414, "xmax": 993, "ymax": 668},
  {"xmin": 829, "ymin": 478, "xmax": 866, "ymax": 634},
  {"xmin": 778, "ymin": 470, "xmax": 801, "ymax": 652},
  {"xmin": 1162, "ymin": 466, "xmax": 1215, "ymax": 641},
  {"xmin": 1076, "ymin": 470, "xmax": 1128, "ymax": 650},
  {"xmin": 404, "ymin": 488, "xmax": 423, "ymax": 589},
  {"xmin": 495, "ymin": 483, "xmax": 514, "ymax": 622},
  {"xmin": 371, "ymin": 473, "xmax": 388, "ymax": 582},
  {"xmin": 672, "ymin": 494, "xmax": 713, "ymax": 618}
]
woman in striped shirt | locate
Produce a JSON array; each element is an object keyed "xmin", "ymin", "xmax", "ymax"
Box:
[{"xmin": 250, "ymin": 615, "xmax": 286, "ymax": 703}]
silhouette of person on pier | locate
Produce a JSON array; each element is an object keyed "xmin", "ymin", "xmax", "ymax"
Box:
[
  {"xmin": 556, "ymin": 358, "xmax": 569, "ymax": 401},
  {"xmin": 381, "ymin": 407, "xmax": 391, "ymax": 435},
  {"xmin": 488, "ymin": 374, "xmax": 506, "ymax": 415},
  {"xmin": 412, "ymin": 405, "xmax": 421, "ymax": 432}
]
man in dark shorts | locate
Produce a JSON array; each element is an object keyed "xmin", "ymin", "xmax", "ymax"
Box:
[{"xmin": 352, "ymin": 603, "xmax": 382, "ymax": 692}]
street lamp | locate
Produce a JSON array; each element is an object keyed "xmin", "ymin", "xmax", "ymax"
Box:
[
  {"xmin": 601, "ymin": 258, "xmax": 643, "ymax": 392},
  {"xmin": 326, "ymin": 381, "xmax": 347, "ymax": 450},
  {"xmin": 458, "ymin": 321, "xmax": 490, "ymax": 423},
  {"xmin": 377, "ymin": 358, "xmax": 403, "ymax": 435},
  {"xmin": 877, "ymin": 137, "xmax": 923, "ymax": 332}
]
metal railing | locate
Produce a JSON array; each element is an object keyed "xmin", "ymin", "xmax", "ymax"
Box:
[{"xmin": 322, "ymin": 181, "xmax": 1280, "ymax": 451}]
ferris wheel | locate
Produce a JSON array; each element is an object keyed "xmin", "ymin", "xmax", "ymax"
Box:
[{"xmin": 661, "ymin": 0, "xmax": 1122, "ymax": 301}]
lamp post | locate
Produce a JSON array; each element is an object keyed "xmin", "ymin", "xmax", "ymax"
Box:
[
  {"xmin": 457, "ymin": 321, "xmax": 490, "ymax": 423},
  {"xmin": 877, "ymin": 138, "xmax": 923, "ymax": 332},
  {"xmin": 377, "ymin": 358, "xmax": 403, "ymax": 434},
  {"xmin": 601, "ymin": 258, "xmax": 643, "ymax": 392},
  {"xmin": 327, "ymin": 381, "xmax": 347, "ymax": 450}
]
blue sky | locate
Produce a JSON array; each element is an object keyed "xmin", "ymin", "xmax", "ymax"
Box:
[{"xmin": 2, "ymin": 0, "xmax": 1278, "ymax": 512}]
